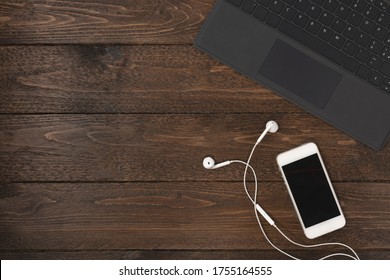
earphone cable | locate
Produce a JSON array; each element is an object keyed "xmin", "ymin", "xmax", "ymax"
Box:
[
  {"xmin": 231, "ymin": 160, "xmax": 300, "ymax": 259},
  {"xmin": 239, "ymin": 140, "xmax": 359, "ymax": 260},
  {"xmin": 204, "ymin": 121, "xmax": 359, "ymax": 259}
]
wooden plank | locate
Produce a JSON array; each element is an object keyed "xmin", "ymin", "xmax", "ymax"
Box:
[
  {"xmin": 1, "ymin": 250, "xmax": 388, "ymax": 260},
  {"xmin": 0, "ymin": 114, "xmax": 389, "ymax": 182},
  {"xmin": 0, "ymin": 45, "xmax": 295, "ymax": 114},
  {"xmin": 0, "ymin": 182, "xmax": 388, "ymax": 253},
  {"xmin": 0, "ymin": 0, "xmax": 211, "ymax": 45}
]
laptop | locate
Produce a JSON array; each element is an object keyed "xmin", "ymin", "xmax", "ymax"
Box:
[{"xmin": 195, "ymin": 0, "xmax": 390, "ymax": 149}]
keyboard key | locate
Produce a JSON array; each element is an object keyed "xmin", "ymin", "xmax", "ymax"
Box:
[
  {"xmin": 376, "ymin": 12, "xmax": 390, "ymax": 27},
  {"xmin": 269, "ymin": 0, "xmax": 284, "ymax": 14},
  {"xmin": 336, "ymin": 5, "xmax": 351, "ymax": 20},
  {"xmin": 381, "ymin": 78, "xmax": 390, "ymax": 93},
  {"xmin": 226, "ymin": 0, "xmax": 244, "ymax": 6},
  {"xmin": 375, "ymin": 0, "xmax": 388, "ymax": 11},
  {"xmin": 367, "ymin": 55, "xmax": 383, "ymax": 69},
  {"xmin": 343, "ymin": 40, "xmax": 358, "ymax": 55},
  {"xmin": 319, "ymin": 26, "xmax": 334, "ymax": 41},
  {"xmin": 330, "ymin": 34, "xmax": 346, "ymax": 48},
  {"xmin": 319, "ymin": 11, "xmax": 335, "ymax": 26},
  {"xmin": 343, "ymin": 57, "xmax": 359, "ymax": 72},
  {"xmin": 294, "ymin": 13, "xmax": 309, "ymax": 27},
  {"xmin": 356, "ymin": 64, "xmax": 372, "ymax": 79},
  {"xmin": 361, "ymin": 19, "xmax": 375, "ymax": 34},
  {"xmin": 294, "ymin": 0, "xmax": 309, "ymax": 12},
  {"xmin": 379, "ymin": 61, "xmax": 390, "ymax": 76},
  {"xmin": 242, "ymin": 0, "xmax": 258, "ymax": 13},
  {"xmin": 344, "ymin": 25, "xmax": 359, "ymax": 39},
  {"xmin": 254, "ymin": 5, "xmax": 269, "ymax": 21},
  {"xmin": 306, "ymin": 20, "xmax": 322, "ymax": 34},
  {"xmin": 372, "ymin": 26, "xmax": 387, "ymax": 41},
  {"xmin": 307, "ymin": 4, "xmax": 322, "ymax": 19},
  {"xmin": 380, "ymin": 46, "xmax": 390, "ymax": 60},
  {"xmin": 355, "ymin": 32, "xmax": 371, "ymax": 47},
  {"xmin": 281, "ymin": 6, "xmax": 297, "ymax": 20},
  {"xmin": 368, "ymin": 72, "xmax": 383, "ymax": 85},
  {"xmin": 348, "ymin": 12, "xmax": 363, "ymax": 26},
  {"xmin": 364, "ymin": 5, "xmax": 380, "ymax": 20},
  {"xmin": 332, "ymin": 18, "xmax": 347, "ymax": 33},
  {"xmin": 368, "ymin": 40, "xmax": 384, "ymax": 54},
  {"xmin": 265, "ymin": 12, "xmax": 282, "ymax": 27},
  {"xmin": 355, "ymin": 48, "xmax": 370, "ymax": 62},
  {"xmin": 324, "ymin": 0, "xmax": 339, "ymax": 13},
  {"xmin": 380, "ymin": 83, "xmax": 390, "ymax": 93},
  {"xmin": 278, "ymin": 19, "xmax": 347, "ymax": 65},
  {"xmin": 352, "ymin": 0, "xmax": 367, "ymax": 13}
]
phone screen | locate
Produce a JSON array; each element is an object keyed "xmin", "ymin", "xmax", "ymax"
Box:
[{"xmin": 282, "ymin": 154, "xmax": 340, "ymax": 228}]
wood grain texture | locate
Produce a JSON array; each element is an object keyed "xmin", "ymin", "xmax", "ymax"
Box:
[
  {"xmin": 1, "ymin": 114, "xmax": 389, "ymax": 182},
  {"xmin": 0, "ymin": 182, "xmax": 388, "ymax": 256},
  {"xmin": 0, "ymin": 250, "xmax": 388, "ymax": 260},
  {"xmin": 0, "ymin": 0, "xmax": 211, "ymax": 45},
  {"xmin": 0, "ymin": 45, "xmax": 293, "ymax": 114},
  {"xmin": 1, "ymin": 0, "xmax": 389, "ymax": 261}
]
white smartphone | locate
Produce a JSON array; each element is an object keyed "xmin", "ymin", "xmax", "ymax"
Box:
[{"xmin": 276, "ymin": 142, "xmax": 345, "ymax": 239}]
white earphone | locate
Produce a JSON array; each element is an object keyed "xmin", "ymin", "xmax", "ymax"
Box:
[
  {"xmin": 203, "ymin": 157, "xmax": 231, "ymax": 169},
  {"xmin": 203, "ymin": 121, "xmax": 279, "ymax": 170},
  {"xmin": 203, "ymin": 120, "xmax": 359, "ymax": 260}
]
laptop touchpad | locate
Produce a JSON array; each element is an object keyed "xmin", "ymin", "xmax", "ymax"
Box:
[{"xmin": 259, "ymin": 40, "xmax": 341, "ymax": 109}]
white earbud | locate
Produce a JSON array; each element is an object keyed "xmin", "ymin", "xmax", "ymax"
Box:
[
  {"xmin": 256, "ymin": 120, "xmax": 279, "ymax": 144},
  {"xmin": 266, "ymin": 120, "xmax": 279, "ymax": 133},
  {"xmin": 203, "ymin": 157, "xmax": 231, "ymax": 169}
]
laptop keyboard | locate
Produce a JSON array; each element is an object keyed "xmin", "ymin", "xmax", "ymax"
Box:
[{"xmin": 225, "ymin": 0, "xmax": 390, "ymax": 95}]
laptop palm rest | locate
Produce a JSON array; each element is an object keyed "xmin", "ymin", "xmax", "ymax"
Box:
[{"xmin": 259, "ymin": 40, "xmax": 342, "ymax": 109}]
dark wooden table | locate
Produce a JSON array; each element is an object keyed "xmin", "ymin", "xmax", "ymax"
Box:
[{"xmin": 0, "ymin": 0, "xmax": 389, "ymax": 260}]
